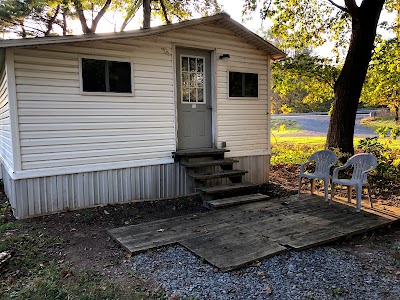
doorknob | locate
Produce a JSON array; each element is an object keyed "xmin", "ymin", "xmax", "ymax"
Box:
[{"xmin": 207, "ymin": 106, "xmax": 212, "ymax": 110}]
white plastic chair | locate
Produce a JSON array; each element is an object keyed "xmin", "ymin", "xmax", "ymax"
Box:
[
  {"xmin": 298, "ymin": 150, "xmax": 338, "ymax": 202},
  {"xmin": 331, "ymin": 153, "xmax": 377, "ymax": 212}
]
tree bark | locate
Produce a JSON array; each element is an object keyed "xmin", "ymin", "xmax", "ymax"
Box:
[
  {"xmin": 73, "ymin": 0, "xmax": 112, "ymax": 34},
  {"xmin": 326, "ymin": 0, "xmax": 385, "ymax": 154},
  {"xmin": 143, "ymin": 0, "xmax": 151, "ymax": 28},
  {"xmin": 45, "ymin": 5, "xmax": 61, "ymax": 36},
  {"xmin": 395, "ymin": 106, "xmax": 399, "ymax": 123},
  {"xmin": 160, "ymin": 0, "xmax": 171, "ymax": 24}
]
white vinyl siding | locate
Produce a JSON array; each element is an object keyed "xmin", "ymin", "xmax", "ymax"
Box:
[
  {"xmin": 13, "ymin": 21, "xmax": 269, "ymax": 173},
  {"xmin": 159, "ymin": 24, "xmax": 269, "ymax": 156},
  {"xmin": 0, "ymin": 66, "xmax": 13, "ymax": 169}
]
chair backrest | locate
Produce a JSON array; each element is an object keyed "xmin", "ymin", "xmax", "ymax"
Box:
[
  {"xmin": 347, "ymin": 153, "xmax": 377, "ymax": 184},
  {"xmin": 309, "ymin": 150, "xmax": 338, "ymax": 175}
]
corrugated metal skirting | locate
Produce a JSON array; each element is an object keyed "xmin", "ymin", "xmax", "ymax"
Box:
[{"xmin": 2, "ymin": 155, "xmax": 270, "ymax": 219}]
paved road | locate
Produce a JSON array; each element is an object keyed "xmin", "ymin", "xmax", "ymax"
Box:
[{"xmin": 272, "ymin": 113, "xmax": 376, "ymax": 137}]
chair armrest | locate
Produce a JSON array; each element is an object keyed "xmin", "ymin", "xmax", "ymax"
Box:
[
  {"xmin": 332, "ymin": 164, "xmax": 349, "ymax": 179},
  {"xmin": 361, "ymin": 166, "xmax": 376, "ymax": 176},
  {"xmin": 299, "ymin": 160, "xmax": 311, "ymax": 174}
]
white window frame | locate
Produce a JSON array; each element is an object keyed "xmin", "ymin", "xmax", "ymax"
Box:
[
  {"xmin": 180, "ymin": 54, "xmax": 206, "ymax": 104},
  {"xmin": 78, "ymin": 55, "xmax": 134, "ymax": 96},
  {"xmin": 227, "ymin": 70, "xmax": 260, "ymax": 100}
]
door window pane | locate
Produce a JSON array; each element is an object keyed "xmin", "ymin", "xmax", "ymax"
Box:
[{"xmin": 181, "ymin": 55, "xmax": 206, "ymax": 103}]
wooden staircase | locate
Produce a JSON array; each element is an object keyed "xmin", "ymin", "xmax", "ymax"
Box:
[{"xmin": 173, "ymin": 148, "xmax": 269, "ymax": 209}]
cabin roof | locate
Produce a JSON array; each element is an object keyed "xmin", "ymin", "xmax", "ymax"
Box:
[{"xmin": 0, "ymin": 13, "xmax": 286, "ymax": 60}]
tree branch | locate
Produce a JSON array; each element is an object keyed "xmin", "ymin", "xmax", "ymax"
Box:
[
  {"xmin": 73, "ymin": 1, "xmax": 91, "ymax": 33},
  {"xmin": 45, "ymin": 4, "xmax": 61, "ymax": 36},
  {"xmin": 344, "ymin": 0, "xmax": 359, "ymax": 16},
  {"xmin": 326, "ymin": 0, "xmax": 348, "ymax": 13},
  {"xmin": 91, "ymin": 0, "xmax": 112, "ymax": 33},
  {"xmin": 160, "ymin": 0, "xmax": 171, "ymax": 24}
]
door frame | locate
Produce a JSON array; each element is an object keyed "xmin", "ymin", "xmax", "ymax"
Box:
[{"xmin": 172, "ymin": 44, "xmax": 217, "ymax": 150}]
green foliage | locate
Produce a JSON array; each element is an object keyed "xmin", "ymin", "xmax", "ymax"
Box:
[
  {"xmin": 271, "ymin": 51, "xmax": 337, "ymax": 113},
  {"xmin": 271, "ymin": 119, "xmax": 301, "ymax": 134},
  {"xmin": 375, "ymin": 126, "xmax": 390, "ymax": 138},
  {"xmin": 271, "ymin": 142, "xmax": 322, "ymax": 165},
  {"xmin": 357, "ymin": 137, "xmax": 400, "ymax": 183},
  {"xmin": 391, "ymin": 127, "xmax": 400, "ymax": 140}
]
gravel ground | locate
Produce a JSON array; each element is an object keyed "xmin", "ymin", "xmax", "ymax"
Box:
[{"xmin": 132, "ymin": 245, "xmax": 400, "ymax": 300}]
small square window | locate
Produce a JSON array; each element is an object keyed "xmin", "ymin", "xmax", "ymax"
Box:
[
  {"xmin": 81, "ymin": 58, "xmax": 132, "ymax": 93},
  {"xmin": 229, "ymin": 71, "xmax": 258, "ymax": 98}
]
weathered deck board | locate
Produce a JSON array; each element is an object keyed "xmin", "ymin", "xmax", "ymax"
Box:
[{"xmin": 109, "ymin": 194, "xmax": 399, "ymax": 271}]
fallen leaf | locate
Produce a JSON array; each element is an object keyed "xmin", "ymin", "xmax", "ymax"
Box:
[
  {"xmin": 263, "ymin": 285, "xmax": 273, "ymax": 294},
  {"xmin": 157, "ymin": 228, "xmax": 166, "ymax": 232},
  {"xmin": 104, "ymin": 210, "xmax": 110, "ymax": 215}
]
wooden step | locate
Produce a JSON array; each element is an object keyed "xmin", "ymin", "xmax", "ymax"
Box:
[
  {"xmin": 173, "ymin": 148, "xmax": 230, "ymax": 160},
  {"xmin": 206, "ymin": 193, "xmax": 270, "ymax": 209},
  {"xmin": 190, "ymin": 170, "xmax": 247, "ymax": 181},
  {"xmin": 182, "ymin": 159, "xmax": 239, "ymax": 168},
  {"xmin": 198, "ymin": 182, "xmax": 257, "ymax": 194}
]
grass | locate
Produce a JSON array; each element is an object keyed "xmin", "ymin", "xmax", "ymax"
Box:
[
  {"xmin": 360, "ymin": 115, "xmax": 399, "ymax": 130},
  {"xmin": 270, "ymin": 135, "xmax": 400, "ymax": 165},
  {"xmin": 0, "ymin": 213, "xmax": 159, "ymax": 300},
  {"xmin": 271, "ymin": 118, "xmax": 301, "ymax": 135}
]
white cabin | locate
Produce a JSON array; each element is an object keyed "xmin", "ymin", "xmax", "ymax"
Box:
[{"xmin": 0, "ymin": 13, "xmax": 285, "ymax": 218}]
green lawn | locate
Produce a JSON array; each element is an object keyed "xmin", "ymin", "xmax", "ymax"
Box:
[
  {"xmin": 360, "ymin": 116, "xmax": 398, "ymax": 130},
  {"xmin": 271, "ymin": 136, "xmax": 400, "ymax": 165},
  {"xmin": 271, "ymin": 118, "xmax": 301, "ymax": 135}
]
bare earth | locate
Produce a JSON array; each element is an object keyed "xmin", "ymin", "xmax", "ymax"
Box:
[{"xmin": 1, "ymin": 166, "xmax": 399, "ymax": 296}]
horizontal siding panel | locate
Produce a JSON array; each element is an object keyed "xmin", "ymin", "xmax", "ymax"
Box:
[
  {"xmin": 14, "ymin": 55, "xmax": 78, "ymax": 67},
  {"xmin": 19, "ymin": 115, "xmax": 174, "ymax": 124},
  {"xmin": 20, "ymin": 121, "xmax": 174, "ymax": 131},
  {"xmin": 22, "ymin": 138, "xmax": 175, "ymax": 154},
  {"xmin": 19, "ymin": 108, "xmax": 174, "ymax": 116},
  {"xmin": 21, "ymin": 133, "xmax": 175, "ymax": 146},
  {"xmin": 16, "ymin": 77, "xmax": 79, "ymax": 88},
  {"xmin": 15, "ymin": 70, "xmax": 78, "ymax": 80},
  {"xmin": 17, "ymin": 93, "xmax": 174, "ymax": 103},
  {"xmin": 14, "ymin": 63, "xmax": 78, "ymax": 73},
  {"xmin": 21, "ymin": 127, "xmax": 174, "ymax": 139},
  {"xmin": 22, "ymin": 150, "xmax": 174, "ymax": 169},
  {"xmin": 16, "ymin": 85, "xmax": 80, "ymax": 94},
  {"xmin": 18, "ymin": 101, "xmax": 174, "ymax": 109},
  {"xmin": 22, "ymin": 145, "xmax": 175, "ymax": 162}
]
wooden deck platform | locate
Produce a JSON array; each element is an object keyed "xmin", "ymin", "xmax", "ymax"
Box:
[{"xmin": 109, "ymin": 194, "xmax": 400, "ymax": 271}]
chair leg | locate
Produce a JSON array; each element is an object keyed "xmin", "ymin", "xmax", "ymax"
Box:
[
  {"xmin": 311, "ymin": 178, "xmax": 315, "ymax": 195},
  {"xmin": 298, "ymin": 176, "xmax": 302, "ymax": 198},
  {"xmin": 330, "ymin": 183, "xmax": 335, "ymax": 204},
  {"xmin": 356, "ymin": 186, "xmax": 362, "ymax": 213},
  {"xmin": 347, "ymin": 186, "xmax": 352, "ymax": 203},
  {"xmin": 323, "ymin": 179, "xmax": 329, "ymax": 202},
  {"xmin": 367, "ymin": 185, "xmax": 373, "ymax": 208}
]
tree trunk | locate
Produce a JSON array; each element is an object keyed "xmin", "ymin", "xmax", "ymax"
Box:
[
  {"xmin": 45, "ymin": 5, "xmax": 61, "ymax": 36},
  {"xmin": 143, "ymin": 0, "xmax": 151, "ymax": 28},
  {"xmin": 62, "ymin": 6, "xmax": 67, "ymax": 36},
  {"xmin": 395, "ymin": 106, "xmax": 399, "ymax": 123},
  {"xmin": 326, "ymin": 0, "xmax": 385, "ymax": 154}
]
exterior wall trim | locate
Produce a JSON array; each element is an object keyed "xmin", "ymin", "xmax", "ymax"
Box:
[
  {"xmin": 5, "ymin": 48, "xmax": 21, "ymax": 171},
  {"xmin": 6, "ymin": 157, "xmax": 175, "ymax": 180}
]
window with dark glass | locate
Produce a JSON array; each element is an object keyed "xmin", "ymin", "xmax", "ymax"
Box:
[
  {"xmin": 82, "ymin": 58, "xmax": 132, "ymax": 93},
  {"xmin": 229, "ymin": 72, "xmax": 258, "ymax": 97}
]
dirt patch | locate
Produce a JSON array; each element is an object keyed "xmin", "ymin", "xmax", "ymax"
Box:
[{"xmin": 1, "ymin": 166, "xmax": 399, "ymax": 296}]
